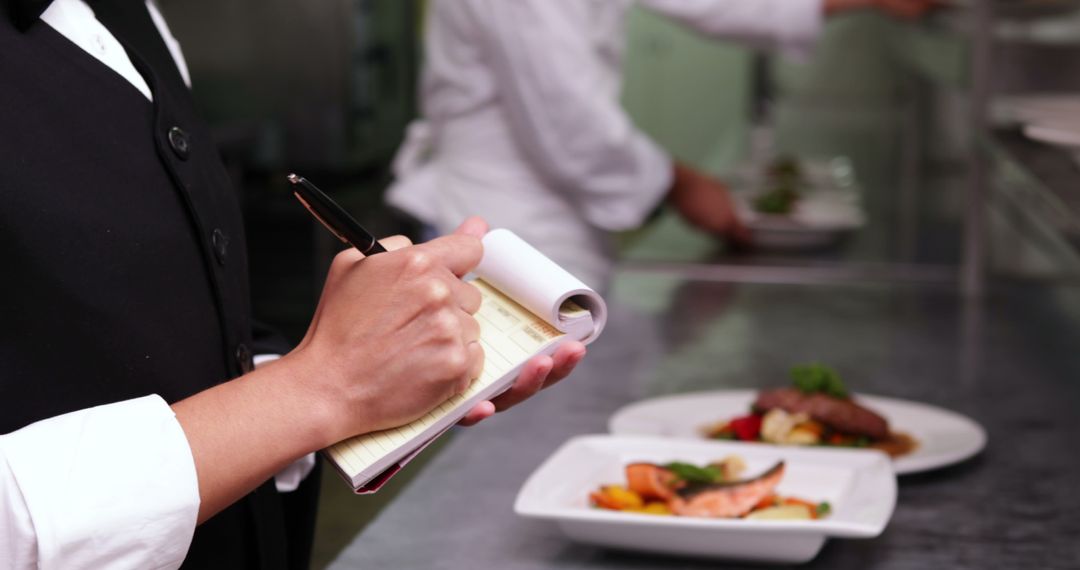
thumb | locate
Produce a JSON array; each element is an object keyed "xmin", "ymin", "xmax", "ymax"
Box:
[{"xmin": 454, "ymin": 216, "xmax": 489, "ymax": 239}]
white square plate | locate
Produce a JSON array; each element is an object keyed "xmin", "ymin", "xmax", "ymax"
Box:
[{"xmin": 514, "ymin": 435, "xmax": 896, "ymax": 564}]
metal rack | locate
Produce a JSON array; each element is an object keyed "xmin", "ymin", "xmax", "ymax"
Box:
[
  {"xmin": 964, "ymin": 0, "xmax": 994, "ymax": 296},
  {"xmin": 962, "ymin": 0, "xmax": 1080, "ymax": 289},
  {"xmin": 622, "ymin": 2, "xmax": 1080, "ymax": 296}
]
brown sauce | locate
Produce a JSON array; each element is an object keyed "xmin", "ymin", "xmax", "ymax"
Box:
[{"xmin": 870, "ymin": 431, "xmax": 919, "ymax": 457}]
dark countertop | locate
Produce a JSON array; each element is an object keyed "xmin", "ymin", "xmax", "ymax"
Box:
[{"xmin": 328, "ymin": 274, "xmax": 1080, "ymax": 569}]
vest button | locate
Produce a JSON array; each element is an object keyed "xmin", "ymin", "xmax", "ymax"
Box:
[
  {"xmin": 167, "ymin": 126, "xmax": 191, "ymax": 160},
  {"xmin": 211, "ymin": 228, "xmax": 229, "ymax": 265},
  {"xmin": 236, "ymin": 343, "xmax": 254, "ymax": 374}
]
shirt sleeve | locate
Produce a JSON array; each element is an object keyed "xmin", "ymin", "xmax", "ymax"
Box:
[
  {"xmin": 468, "ymin": 0, "xmax": 674, "ymax": 232},
  {"xmin": 640, "ymin": 0, "xmax": 824, "ymax": 56},
  {"xmin": 0, "ymin": 396, "xmax": 199, "ymax": 570}
]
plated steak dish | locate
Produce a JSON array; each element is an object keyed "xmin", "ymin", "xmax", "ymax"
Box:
[{"xmin": 703, "ymin": 364, "xmax": 918, "ymax": 458}]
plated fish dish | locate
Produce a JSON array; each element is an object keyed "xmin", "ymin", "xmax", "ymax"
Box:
[{"xmin": 589, "ymin": 455, "xmax": 830, "ymax": 521}]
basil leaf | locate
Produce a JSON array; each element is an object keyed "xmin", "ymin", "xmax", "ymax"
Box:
[
  {"xmin": 663, "ymin": 462, "xmax": 723, "ymax": 484},
  {"xmin": 790, "ymin": 363, "xmax": 849, "ymax": 398}
]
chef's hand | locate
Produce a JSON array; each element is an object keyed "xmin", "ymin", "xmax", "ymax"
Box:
[
  {"xmin": 873, "ymin": 0, "xmax": 939, "ymax": 19},
  {"xmin": 668, "ymin": 162, "xmax": 751, "ymax": 245},
  {"xmin": 825, "ymin": 0, "xmax": 939, "ymax": 19},
  {"xmin": 451, "ymin": 217, "xmax": 588, "ymax": 426}
]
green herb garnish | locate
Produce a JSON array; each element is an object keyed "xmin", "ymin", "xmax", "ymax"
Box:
[
  {"xmin": 816, "ymin": 502, "xmax": 832, "ymax": 517},
  {"xmin": 790, "ymin": 363, "xmax": 849, "ymax": 399},
  {"xmin": 663, "ymin": 462, "xmax": 723, "ymax": 484},
  {"xmin": 753, "ymin": 184, "xmax": 799, "ymax": 215}
]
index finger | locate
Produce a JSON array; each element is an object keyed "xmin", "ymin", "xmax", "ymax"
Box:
[
  {"xmin": 415, "ymin": 234, "xmax": 484, "ymax": 278},
  {"xmin": 378, "ymin": 235, "xmax": 412, "ymax": 252}
]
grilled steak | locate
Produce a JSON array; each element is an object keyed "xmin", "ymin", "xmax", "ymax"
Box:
[{"xmin": 753, "ymin": 387, "xmax": 889, "ymax": 440}]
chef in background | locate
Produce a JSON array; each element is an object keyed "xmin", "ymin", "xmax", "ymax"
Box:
[{"xmin": 387, "ymin": 0, "xmax": 936, "ymax": 290}]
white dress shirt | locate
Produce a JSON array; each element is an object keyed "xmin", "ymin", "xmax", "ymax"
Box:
[
  {"xmin": 0, "ymin": 397, "xmax": 198, "ymax": 570},
  {"xmin": 387, "ymin": 0, "xmax": 823, "ymax": 289},
  {"xmin": 1, "ymin": 2, "xmax": 312, "ymax": 568}
]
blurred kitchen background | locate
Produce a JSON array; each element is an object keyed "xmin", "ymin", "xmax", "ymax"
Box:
[{"xmin": 157, "ymin": 1, "xmax": 1080, "ymax": 566}]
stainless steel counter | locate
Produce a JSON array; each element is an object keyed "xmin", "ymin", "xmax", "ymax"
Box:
[{"xmin": 328, "ymin": 274, "xmax": 1080, "ymax": 569}]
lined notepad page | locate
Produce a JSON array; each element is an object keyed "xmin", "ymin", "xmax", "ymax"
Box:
[{"xmin": 326, "ymin": 279, "xmax": 566, "ymax": 480}]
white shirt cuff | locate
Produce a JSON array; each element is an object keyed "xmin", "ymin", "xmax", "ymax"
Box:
[
  {"xmin": 0, "ymin": 395, "xmax": 199, "ymax": 570},
  {"xmin": 274, "ymin": 453, "xmax": 317, "ymax": 493}
]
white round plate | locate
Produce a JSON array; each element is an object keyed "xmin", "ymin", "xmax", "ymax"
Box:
[{"xmin": 608, "ymin": 390, "xmax": 987, "ymax": 475}]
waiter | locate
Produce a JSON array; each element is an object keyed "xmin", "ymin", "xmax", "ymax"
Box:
[
  {"xmin": 388, "ymin": 0, "xmax": 936, "ymax": 290},
  {"xmin": 0, "ymin": 1, "xmax": 585, "ymax": 568}
]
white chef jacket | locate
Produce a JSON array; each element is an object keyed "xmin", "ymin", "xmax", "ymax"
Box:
[
  {"xmin": 387, "ymin": 0, "xmax": 823, "ymax": 289},
  {"xmin": 0, "ymin": 2, "xmax": 312, "ymax": 568}
]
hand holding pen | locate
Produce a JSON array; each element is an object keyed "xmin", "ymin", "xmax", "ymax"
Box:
[{"xmin": 286, "ymin": 174, "xmax": 585, "ymax": 431}]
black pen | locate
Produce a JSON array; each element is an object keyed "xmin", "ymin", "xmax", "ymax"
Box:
[{"xmin": 287, "ymin": 173, "xmax": 387, "ymax": 256}]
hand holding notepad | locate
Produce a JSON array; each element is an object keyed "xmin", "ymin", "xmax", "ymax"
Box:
[{"xmin": 326, "ymin": 229, "xmax": 607, "ymax": 493}]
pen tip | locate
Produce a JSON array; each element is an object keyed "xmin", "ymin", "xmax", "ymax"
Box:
[{"xmin": 287, "ymin": 173, "xmax": 301, "ymax": 184}]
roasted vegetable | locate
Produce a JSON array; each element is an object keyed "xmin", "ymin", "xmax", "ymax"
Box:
[
  {"xmin": 590, "ymin": 485, "xmax": 643, "ymax": 510},
  {"xmin": 728, "ymin": 414, "xmax": 763, "ymax": 441}
]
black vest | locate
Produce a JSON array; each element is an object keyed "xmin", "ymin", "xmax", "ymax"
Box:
[{"xmin": 1, "ymin": 1, "xmax": 311, "ymax": 567}]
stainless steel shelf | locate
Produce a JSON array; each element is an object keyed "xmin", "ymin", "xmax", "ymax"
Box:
[{"xmin": 987, "ymin": 130, "xmax": 1080, "ymax": 269}]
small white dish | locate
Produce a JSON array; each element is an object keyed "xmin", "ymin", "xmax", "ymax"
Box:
[
  {"xmin": 514, "ymin": 435, "xmax": 896, "ymax": 564},
  {"xmin": 736, "ymin": 198, "xmax": 867, "ymax": 250},
  {"xmin": 1024, "ymin": 123, "xmax": 1080, "ymax": 149},
  {"xmin": 994, "ymin": 94, "xmax": 1080, "ymax": 127},
  {"xmin": 608, "ymin": 390, "xmax": 987, "ymax": 475},
  {"xmin": 728, "ymin": 157, "xmax": 866, "ymax": 251}
]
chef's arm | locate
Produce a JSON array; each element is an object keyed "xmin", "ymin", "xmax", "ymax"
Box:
[
  {"xmin": 641, "ymin": 0, "xmax": 936, "ymax": 55},
  {"xmin": 826, "ymin": 0, "xmax": 939, "ymax": 19},
  {"xmin": 474, "ymin": 0, "xmax": 673, "ymax": 232},
  {"xmin": 668, "ymin": 162, "xmax": 751, "ymax": 243},
  {"xmin": 639, "ymin": 0, "xmax": 824, "ymax": 54}
]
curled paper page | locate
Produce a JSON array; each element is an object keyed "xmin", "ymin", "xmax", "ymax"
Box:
[{"xmin": 474, "ymin": 229, "xmax": 607, "ymax": 344}]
